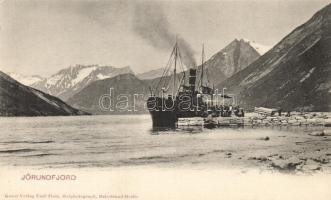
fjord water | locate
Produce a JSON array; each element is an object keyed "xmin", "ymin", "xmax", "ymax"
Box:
[{"xmin": 0, "ymin": 115, "xmax": 328, "ymax": 169}]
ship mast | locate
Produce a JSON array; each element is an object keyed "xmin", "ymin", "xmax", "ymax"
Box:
[
  {"xmin": 200, "ymin": 44, "xmax": 205, "ymax": 88},
  {"xmin": 153, "ymin": 38, "xmax": 186, "ymax": 97},
  {"xmin": 173, "ymin": 40, "xmax": 178, "ymax": 97}
]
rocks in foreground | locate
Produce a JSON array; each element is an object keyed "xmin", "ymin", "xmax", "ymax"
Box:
[
  {"xmin": 269, "ymin": 156, "xmax": 330, "ymax": 173},
  {"xmin": 239, "ymin": 112, "xmax": 331, "ymax": 127}
]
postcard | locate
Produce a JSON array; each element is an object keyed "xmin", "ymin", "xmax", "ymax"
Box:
[{"xmin": 1, "ymin": 0, "xmax": 331, "ymax": 199}]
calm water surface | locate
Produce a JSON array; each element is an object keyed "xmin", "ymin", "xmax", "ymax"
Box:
[{"xmin": 0, "ymin": 115, "xmax": 327, "ymax": 168}]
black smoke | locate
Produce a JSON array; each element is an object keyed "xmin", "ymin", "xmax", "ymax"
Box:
[{"xmin": 132, "ymin": 2, "xmax": 196, "ymax": 68}]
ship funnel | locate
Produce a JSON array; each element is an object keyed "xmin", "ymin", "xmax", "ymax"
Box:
[{"xmin": 189, "ymin": 69, "xmax": 197, "ymax": 91}]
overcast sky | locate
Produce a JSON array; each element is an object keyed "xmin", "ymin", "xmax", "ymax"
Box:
[{"xmin": 0, "ymin": 0, "xmax": 330, "ymax": 76}]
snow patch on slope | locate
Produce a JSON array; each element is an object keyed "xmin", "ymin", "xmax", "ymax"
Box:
[
  {"xmin": 46, "ymin": 75, "xmax": 62, "ymax": 87},
  {"xmin": 242, "ymin": 38, "xmax": 272, "ymax": 55},
  {"xmin": 97, "ymin": 74, "xmax": 111, "ymax": 80},
  {"xmin": 300, "ymin": 67, "xmax": 316, "ymax": 83},
  {"xmin": 71, "ymin": 66, "xmax": 97, "ymax": 85},
  {"xmin": 7, "ymin": 72, "xmax": 44, "ymax": 86}
]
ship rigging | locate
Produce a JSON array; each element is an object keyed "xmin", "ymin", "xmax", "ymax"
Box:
[{"xmin": 147, "ymin": 40, "xmax": 235, "ymax": 128}]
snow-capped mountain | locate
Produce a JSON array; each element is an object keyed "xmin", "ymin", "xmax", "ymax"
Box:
[
  {"xmin": 32, "ymin": 65, "xmax": 134, "ymax": 100},
  {"xmin": 6, "ymin": 72, "xmax": 45, "ymax": 86}
]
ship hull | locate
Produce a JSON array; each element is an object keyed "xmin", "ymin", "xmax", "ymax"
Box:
[
  {"xmin": 147, "ymin": 94, "xmax": 204, "ymax": 128},
  {"xmin": 149, "ymin": 109, "xmax": 177, "ymax": 128}
]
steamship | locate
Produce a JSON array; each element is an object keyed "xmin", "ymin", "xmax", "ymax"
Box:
[{"xmin": 146, "ymin": 41, "xmax": 232, "ymax": 128}]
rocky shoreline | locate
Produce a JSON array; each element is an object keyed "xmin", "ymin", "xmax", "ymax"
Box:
[{"xmin": 177, "ymin": 113, "xmax": 331, "ymax": 174}]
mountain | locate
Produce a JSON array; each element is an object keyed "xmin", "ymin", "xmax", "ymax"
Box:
[
  {"xmin": 6, "ymin": 72, "xmax": 45, "ymax": 86},
  {"xmin": 217, "ymin": 3, "xmax": 331, "ymax": 111},
  {"xmin": 200, "ymin": 38, "xmax": 261, "ymax": 85},
  {"xmin": 136, "ymin": 68, "xmax": 165, "ymax": 80},
  {"xmin": 67, "ymin": 73, "xmax": 150, "ymax": 114},
  {"xmin": 0, "ymin": 71, "xmax": 88, "ymax": 116},
  {"xmin": 32, "ymin": 65, "xmax": 134, "ymax": 101}
]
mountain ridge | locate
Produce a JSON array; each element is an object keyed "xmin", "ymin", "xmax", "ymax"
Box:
[
  {"xmin": 67, "ymin": 73, "xmax": 150, "ymax": 114},
  {"xmin": 0, "ymin": 71, "xmax": 89, "ymax": 116}
]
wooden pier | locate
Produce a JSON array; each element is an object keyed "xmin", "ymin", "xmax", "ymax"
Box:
[{"xmin": 177, "ymin": 112, "xmax": 331, "ymax": 127}]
